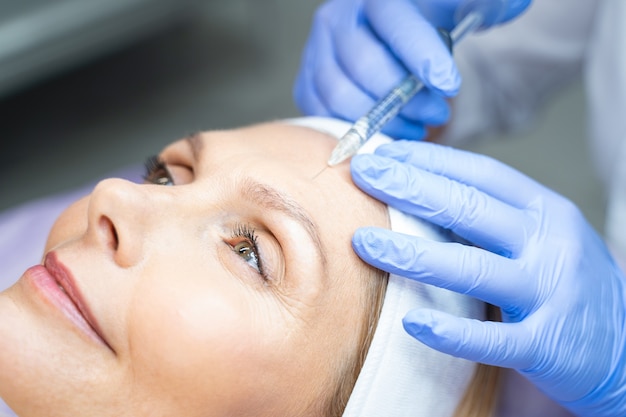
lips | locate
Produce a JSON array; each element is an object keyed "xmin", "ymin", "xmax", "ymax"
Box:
[{"xmin": 24, "ymin": 252, "xmax": 111, "ymax": 349}]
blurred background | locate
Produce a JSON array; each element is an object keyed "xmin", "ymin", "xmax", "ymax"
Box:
[{"xmin": 0, "ymin": 0, "xmax": 606, "ymax": 232}]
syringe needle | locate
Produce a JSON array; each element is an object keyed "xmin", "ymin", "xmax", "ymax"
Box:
[{"xmin": 311, "ymin": 165, "xmax": 328, "ymax": 180}]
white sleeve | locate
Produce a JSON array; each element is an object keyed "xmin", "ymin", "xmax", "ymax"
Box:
[{"xmin": 441, "ymin": 0, "xmax": 599, "ymax": 145}]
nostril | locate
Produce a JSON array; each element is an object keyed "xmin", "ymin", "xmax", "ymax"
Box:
[
  {"xmin": 99, "ymin": 216, "xmax": 119, "ymax": 251},
  {"xmin": 111, "ymin": 225, "xmax": 119, "ymax": 251}
]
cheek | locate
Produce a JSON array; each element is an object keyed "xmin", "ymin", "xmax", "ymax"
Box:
[
  {"xmin": 123, "ymin": 259, "xmax": 282, "ymax": 406},
  {"xmin": 45, "ymin": 197, "xmax": 89, "ymax": 252}
]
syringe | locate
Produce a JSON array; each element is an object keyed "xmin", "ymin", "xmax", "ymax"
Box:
[{"xmin": 326, "ymin": 9, "xmax": 486, "ymax": 166}]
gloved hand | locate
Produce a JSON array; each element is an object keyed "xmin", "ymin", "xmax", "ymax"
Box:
[
  {"xmin": 350, "ymin": 140, "xmax": 626, "ymax": 417},
  {"xmin": 293, "ymin": 0, "xmax": 531, "ymax": 140}
]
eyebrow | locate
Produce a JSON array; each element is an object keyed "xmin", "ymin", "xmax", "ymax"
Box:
[
  {"xmin": 183, "ymin": 132, "xmax": 329, "ymax": 273},
  {"xmin": 240, "ymin": 178, "xmax": 329, "ymax": 273}
]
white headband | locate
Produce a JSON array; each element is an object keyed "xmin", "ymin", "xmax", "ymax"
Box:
[{"xmin": 287, "ymin": 117, "xmax": 485, "ymax": 417}]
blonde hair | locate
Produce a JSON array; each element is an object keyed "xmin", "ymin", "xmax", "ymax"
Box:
[
  {"xmin": 452, "ymin": 304, "xmax": 502, "ymax": 417},
  {"xmin": 323, "ymin": 266, "xmax": 389, "ymax": 417}
]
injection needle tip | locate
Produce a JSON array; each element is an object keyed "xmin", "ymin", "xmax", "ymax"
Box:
[{"xmin": 327, "ymin": 153, "xmax": 343, "ymax": 167}]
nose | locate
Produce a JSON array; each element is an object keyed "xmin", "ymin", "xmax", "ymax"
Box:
[{"xmin": 87, "ymin": 178, "xmax": 159, "ymax": 267}]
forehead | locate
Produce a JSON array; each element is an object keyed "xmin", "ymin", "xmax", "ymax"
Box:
[
  {"xmin": 190, "ymin": 122, "xmax": 341, "ymax": 174},
  {"xmin": 169, "ymin": 120, "xmax": 388, "ymax": 231},
  {"xmin": 191, "ymin": 119, "xmax": 378, "ymax": 189},
  {"xmin": 192, "ymin": 121, "xmax": 385, "ymax": 219}
]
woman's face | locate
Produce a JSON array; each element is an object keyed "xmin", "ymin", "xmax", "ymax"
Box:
[{"xmin": 0, "ymin": 122, "xmax": 388, "ymax": 417}]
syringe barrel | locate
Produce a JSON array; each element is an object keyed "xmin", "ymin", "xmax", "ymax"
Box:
[{"xmin": 360, "ymin": 75, "xmax": 424, "ymax": 138}]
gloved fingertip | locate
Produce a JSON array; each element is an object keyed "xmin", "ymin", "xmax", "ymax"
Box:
[
  {"xmin": 500, "ymin": 0, "xmax": 532, "ymax": 24},
  {"xmin": 403, "ymin": 309, "xmax": 438, "ymax": 341},
  {"xmin": 374, "ymin": 141, "xmax": 413, "ymax": 161},
  {"xmin": 351, "ymin": 227, "xmax": 370, "ymax": 249},
  {"xmin": 350, "ymin": 154, "xmax": 388, "ymax": 180},
  {"xmin": 433, "ymin": 73, "xmax": 461, "ymax": 97},
  {"xmin": 382, "ymin": 122, "xmax": 426, "ymax": 142},
  {"xmin": 421, "ymin": 97, "xmax": 451, "ymax": 126},
  {"xmin": 352, "ymin": 227, "xmax": 385, "ymax": 258},
  {"xmin": 425, "ymin": 65, "xmax": 460, "ymax": 96}
]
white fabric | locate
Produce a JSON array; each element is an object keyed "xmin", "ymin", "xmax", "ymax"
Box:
[
  {"xmin": 288, "ymin": 116, "xmax": 485, "ymax": 417},
  {"xmin": 441, "ymin": 0, "xmax": 626, "ymax": 267}
]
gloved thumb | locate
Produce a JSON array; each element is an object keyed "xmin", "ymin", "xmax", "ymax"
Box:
[
  {"xmin": 497, "ymin": 0, "xmax": 532, "ymax": 25},
  {"xmin": 456, "ymin": 0, "xmax": 532, "ymax": 28}
]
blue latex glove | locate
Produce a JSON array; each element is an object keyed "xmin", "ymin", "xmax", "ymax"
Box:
[
  {"xmin": 293, "ymin": 0, "xmax": 531, "ymax": 140},
  {"xmin": 350, "ymin": 140, "xmax": 626, "ymax": 417}
]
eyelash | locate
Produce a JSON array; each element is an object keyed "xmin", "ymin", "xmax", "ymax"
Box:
[
  {"xmin": 143, "ymin": 156, "xmax": 174, "ymax": 186},
  {"xmin": 232, "ymin": 223, "xmax": 268, "ymax": 282}
]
